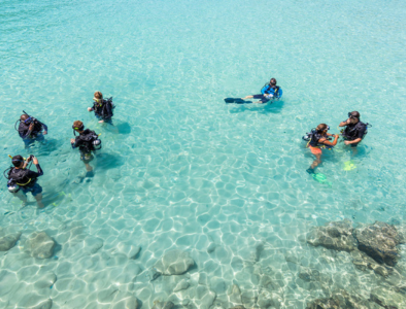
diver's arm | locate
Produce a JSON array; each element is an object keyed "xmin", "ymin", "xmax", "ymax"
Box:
[
  {"xmin": 319, "ymin": 134, "xmax": 339, "ymax": 146},
  {"xmin": 339, "ymin": 119, "xmax": 350, "ymax": 127},
  {"xmin": 345, "ymin": 137, "xmax": 362, "ymax": 145},
  {"xmin": 26, "ymin": 157, "xmax": 43, "ymax": 177},
  {"xmin": 40, "ymin": 121, "xmax": 48, "ymax": 134},
  {"xmin": 71, "ymin": 138, "xmax": 81, "ymax": 149}
]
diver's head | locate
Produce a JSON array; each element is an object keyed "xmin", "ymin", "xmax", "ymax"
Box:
[
  {"xmin": 316, "ymin": 123, "xmax": 329, "ymax": 135},
  {"xmin": 12, "ymin": 155, "xmax": 24, "ymax": 168},
  {"xmin": 72, "ymin": 120, "xmax": 85, "ymax": 132},
  {"xmin": 270, "ymin": 78, "xmax": 277, "ymax": 86},
  {"xmin": 20, "ymin": 114, "xmax": 32, "ymax": 124},
  {"xmin": 94, "ymin": 91, "xmax": 103, "ymax": 103},
  {"xmin": 348, "ymin": 111, "xmax": 360, "ymax": 123}
]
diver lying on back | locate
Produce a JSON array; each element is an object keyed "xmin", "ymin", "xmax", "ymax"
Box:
[
  {"xmin": 88, "ymin": 91, "xmax": 114, "ymax": 124},
  {"xmin": 303, "ymin": 123, "xmax": 339, "ymax": 173},
  {"xmin": 241, "ymin": 78, "xmax": 283, "ymax": 104},
  {"xmin": 16, "ymin": 111, "xmax": 48, "ymax": 148}
]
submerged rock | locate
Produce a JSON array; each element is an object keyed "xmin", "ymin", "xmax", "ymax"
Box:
[
  {"xmin": 370, "ymin": 286, "xmax": 406, "ymax": 308},
  {"xmin": 307, "ymin": 219, "xmax": 357, "ymax": 252},
  {"xmin": 351, "ymin": 250, "xmax": 394, "ymax": 277},
  {"xmin": 155, "ymin": 250, "xmax": 195, "ymax": 275},
  {"xmin": 151, "ymin": 300, "xmax": 174, "ymax": 309},
  {"xmin": 173, "ymin": 279, "xmax": 190, "ymax": 292},
  {"xmin": 112, "ymin": 296, "xmax": 139, "ymax": 309},
  {"xmin": 228, "ymin": 284, "xmax": 242, "ymax": 304},
  {"xmin": 0, "ymin": 232, "xmax": 21, "ymax": 251},
  {"xmin": 354, "ymin": 221, "xmax": 404, "ymax": 266},
  {"xmin": 24, "ymin": 231, "xmax": 55, "ymax": 259},
  {"xmin": 306, "ymin": 290, "xmax": 372, "ymax": 309}
]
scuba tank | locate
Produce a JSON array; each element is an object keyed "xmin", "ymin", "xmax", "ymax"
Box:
[
  {"xmin": 3, "ymin": 155, "xmax": 34, "ymax": 193},
  {"xmin": 73, "ymin": 129, "xmax": 102, "ymax": 151}
]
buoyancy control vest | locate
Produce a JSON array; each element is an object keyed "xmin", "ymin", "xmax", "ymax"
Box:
[
  {"xmin": 75, "ymin": 129, "xmax": 102, "ymax": 152},
  {"xmin": 261, "ymin": 84, "xmax": 282, "ymax": 99},
  {"xmin": 7, "ymin": 168, "xmax": 34, "ymax": 188},
  {"xmin": 93, "ymin": 97, "xmax": 114, "ymax": 119},
  {"xmin": 342, "ymin": 121, "xmax": 368, "ymax": 141}
]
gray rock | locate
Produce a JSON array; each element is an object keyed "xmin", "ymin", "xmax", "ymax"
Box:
[
  {"xmin": 370, "ymin": 286, "xmax": 406, "ymax": 308},
  {"xmin": 354, "ymin": 221, "xmax": 404, "ymax": 266},
  {"xmin": 112, "ymin": 296, "xmax": 139, "ymax": 309},
  {"xmin": 306, "ymin": 290, "xmax": 373, "ymax": 309},
  {"xmin": 151, "ymin": 301, "xmax": 174, "ymax": 309},
  {"xmin": 34, "ymin": 272, "xmax": 57, "ymax": 289},
  {"xmin": 228, "ymin": 284, "xmax": 242, "ymax": 304},
  {"xmin": 115, "ymin": 241, "xmax": 140, "ymax": 259},
  {"xmin": 307, "ymin": 219, "xmax": 357, "ymax": 252},
  {"xmin": 155, "ymin": 250, "xmax": 195, "ymax": 275},
  {"xmin": 351, "ymin": 250, "xmax": 393, "ymax": 277},
  {"xmin": 173, "ymin": 279, "xmax": 190, "ymax": 292},
  {"xmin": 0, "ymin": 232, "xmax": 21, "ymax": 251},
  {"xmin": 84, "ymin": 236, "xmax": 104, "ymax": 255},
  {"xmin": 24, "ymin": 232, "xmax": 55, "ymax": 259}
]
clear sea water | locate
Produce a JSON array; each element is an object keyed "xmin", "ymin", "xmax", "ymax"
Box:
[{"xmin": 1, "ymin": 0, "xmax": 406, "ymax": 308}]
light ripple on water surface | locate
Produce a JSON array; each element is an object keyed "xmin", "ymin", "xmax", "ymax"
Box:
[{"xmin": 0, "ymin": 0, "xmax": 406, "ymax": 307}]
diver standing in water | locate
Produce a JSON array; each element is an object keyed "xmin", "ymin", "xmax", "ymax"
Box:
[
  {"xmin": 5, "ymin": 155, "xmax": 44, "ymax": 208},
  {"xmin": 303, "ymin": 124, "xmax": 339, "ymax": 174},
  {"xmin": 241, "ymin": 78, "xmax": 283, "ymax": 104},
  {"xmin": 339, "ymin": 111, "xmax": 368, "ymax": 155},
  {"xmin": 17, "ymin": 112, "xmax": 48, "ymax": 149},
  {"xmin": 87, "ymin": 91, "xmax": 114, "ymax": 124},
  {"xmin": 70, "ymin": 120, "xmax": 102, "ymax": 175}
]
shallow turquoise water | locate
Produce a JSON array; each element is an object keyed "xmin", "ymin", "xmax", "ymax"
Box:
[{"xmin": 1, "ymin": 0, "xmax": 406, "ymax": 308}]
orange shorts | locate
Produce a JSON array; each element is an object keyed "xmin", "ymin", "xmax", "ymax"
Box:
[{"xmin": 309, "ymin": 146, "xmax": 322, "ymax": 155}]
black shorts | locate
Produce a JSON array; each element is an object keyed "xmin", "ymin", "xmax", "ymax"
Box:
[
  {"xmin": 80, "ymin": 150, "xmax": 94, "ymax": 163},
  {"xmin": 252, "ymin": 94, "xmax": 270, "ymax": 103}
]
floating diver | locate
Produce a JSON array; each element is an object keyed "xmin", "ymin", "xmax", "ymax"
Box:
[{"xmin": 224, "ymin": 78, "xmax": 283, "ymax": 104}]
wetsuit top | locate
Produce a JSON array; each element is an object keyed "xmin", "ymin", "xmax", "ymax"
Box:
[
  {"xmin": 261, "ymin": 84, "xmax": 281, "ymax": 98},
  {"xmin": 71, "ymin": 129, "xmax": 96, "ymax": 153},
  {"xmin": 92, "ymin": 99, "xmax": 113, "ymax": 120},
  {"xmin": 308, "ymin": 132, "xmax": 332, "ymax": 148},
  {"xmin": 18, "ymin": 119, "xmax": 48, "ymax": 139},
  {"xmin": 342, "ymin": 121, "xmax": 367, "ymax": 141},
  {"xmin": 7, "ymin": 164, "xmax": 43, "ymax": 187}
]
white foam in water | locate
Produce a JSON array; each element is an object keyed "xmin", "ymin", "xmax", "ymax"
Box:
[{"xmin": 1, "ymin": 0, "xmax": 406, "ymax": 307}]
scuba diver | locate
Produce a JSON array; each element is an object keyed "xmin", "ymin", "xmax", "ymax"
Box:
[
  {"xmin": 303, "ymin": 123, "xmax": 339, "ymax": 173},
  {"xmin": 87, "ymin": 91, "xmax": 114, "ymax": 124},
  {"xmin": 339, "ymin": 111, "xmax": 368, "ymax": 150},
  {"xmin": 16, "ymin": 111, "xmax": 48, "ymax": 148},
  {"xmin": 70, "ymin": 120, "xmax": 102, "ymax": 174},
  {"xmin": 5, "ymin": 155, "xmax": 44, "ymax": 208},
  {"xmin": 241, "ymin": 78, "xmax": 283, "ymax": 104}
]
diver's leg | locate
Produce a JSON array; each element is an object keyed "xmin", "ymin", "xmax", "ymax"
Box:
[
  {"xmin": 13, "ymin": 190, "xmax": 28, "ymax": 206},
  {"xmin": 85, "ymin": 163, "xmax": 93, "ymax": 172},
  {"xmin": 310, "ymin": 154, "xmax": 321, "ymax": 169},
  {"xmin": 241, "ymin": 95, "xmax": 254, "ymax": 100},
  {"xmin": 351, "ymin": 144, "xmax": 358, "ymax": 157},
  {"xmin": 34, "ymin": 193, "xmax": 44, "ymax": 209}
]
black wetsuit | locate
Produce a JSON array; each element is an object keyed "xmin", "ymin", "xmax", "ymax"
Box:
[
  {"xmin": 71, "ymin": 129, "xmax": 97, "ymax": 154},
  {"xmin": 8, "ymin": 164, "xmax": 44, "ymax": 195},
  {"xmin": 18, "ymin": 119, "xmax": 48, "ymax": 139},
  {"xmin": 342, "ymin": 121, "xmax": 367, "ymax": 146},
  {"xmin": 92, "ymin": 99, "xmax": 113, "ymax": 121}
]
